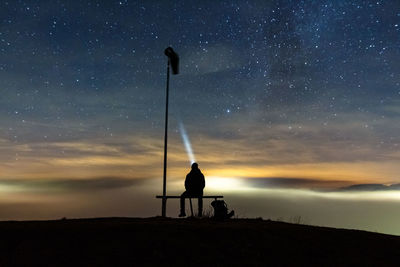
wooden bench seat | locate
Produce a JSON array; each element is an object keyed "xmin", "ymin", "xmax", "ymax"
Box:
[{"xmin": 156, "ymin": 195, "xmax": 223, "ymax": 200}]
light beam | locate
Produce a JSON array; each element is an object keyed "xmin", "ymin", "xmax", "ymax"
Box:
[{"xmin": 178, "ymin": 121, "xmax": 196, "ymax": 164}]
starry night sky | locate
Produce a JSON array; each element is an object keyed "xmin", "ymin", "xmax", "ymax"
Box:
[{"xmin": 0, "ymin": 1, "xmax": 399, "ymax": 233}]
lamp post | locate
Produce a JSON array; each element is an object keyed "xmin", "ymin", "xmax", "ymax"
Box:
[{"xmin": 162, "ymin": 47, "xmax": 179, "ymax": 217}]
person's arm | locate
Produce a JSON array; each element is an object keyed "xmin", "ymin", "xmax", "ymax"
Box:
[
  {"xmin": 200, "ymin": 173, "xmax": 205, "ymax": 189},
  {"xmin": 184, "ymin": 174, "xmax": 189, "ymax": 190}
]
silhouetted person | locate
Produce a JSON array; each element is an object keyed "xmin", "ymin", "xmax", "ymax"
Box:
[{"xmin": 179, "ymin": 162, "xmax": 205, "ymax": 217}]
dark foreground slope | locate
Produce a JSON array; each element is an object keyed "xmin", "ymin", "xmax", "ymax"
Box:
[{"xmin": 0, "ymin": 217, "xmax": 399, "ymax": 266}]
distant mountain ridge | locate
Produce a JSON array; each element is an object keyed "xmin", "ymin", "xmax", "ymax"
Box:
[{"xmin": 340, "ymin": 183, "xmax": 400, "ymax": 191}]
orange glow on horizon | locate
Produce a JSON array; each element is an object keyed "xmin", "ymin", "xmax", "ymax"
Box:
[{"xmin": 0, "ymin": 133, "xmax": 398, "ymax": 188}]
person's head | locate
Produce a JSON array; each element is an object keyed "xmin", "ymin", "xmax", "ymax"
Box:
[{"xmin": 191, "ymin": 162, "xmax": 198, "ymax": 170}]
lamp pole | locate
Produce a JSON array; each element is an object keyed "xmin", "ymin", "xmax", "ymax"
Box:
[
  {"xmin": 161, "ymin": 60, "xmax": 170, "ymax": 217},
  {"xmin": 162, "ymin": 47, "xmax": 179, "ymax": 217}
]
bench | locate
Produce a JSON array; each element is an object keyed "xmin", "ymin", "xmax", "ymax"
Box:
[{"xmin": 156, "ymin": 195, "xmax": 224, "ymax": 217}]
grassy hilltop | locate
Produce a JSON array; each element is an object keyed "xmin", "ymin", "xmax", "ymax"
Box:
[{"xmin": 0, "ymin": 217, "xmax": 399, "ymax": 266}]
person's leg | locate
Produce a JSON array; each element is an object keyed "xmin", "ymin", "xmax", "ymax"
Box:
[
  {"xmin": 198, "ymin": 197, "xmax": 203, "ymax": 217},
  {"xmin": 179, "ymin": 191, "xmax": 187, "ymax": 217}
]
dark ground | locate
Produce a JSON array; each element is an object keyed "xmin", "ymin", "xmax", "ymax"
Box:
[{"xmin": 0, "ymin": 217, "xmax": 399, "ymax": 266}]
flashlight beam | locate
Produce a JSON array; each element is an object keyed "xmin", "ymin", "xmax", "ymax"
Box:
[{"xmin": 178, "ymin": 122, "xmax": 196, "ymax": 164}]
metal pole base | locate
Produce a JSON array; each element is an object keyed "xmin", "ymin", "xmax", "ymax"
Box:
[{"xmin": 162, "ymin": 198, "xmax": 167, "ymax": 217}]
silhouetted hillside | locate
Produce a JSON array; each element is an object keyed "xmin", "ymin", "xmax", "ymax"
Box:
[{"xmin": 0, "ymin": 217, "xmax": 398, "ymax": 266}]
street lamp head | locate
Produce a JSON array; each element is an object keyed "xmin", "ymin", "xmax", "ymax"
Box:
[{"xmin": 164, "ymin": 47, "xmax": 179, "ymax": 74}]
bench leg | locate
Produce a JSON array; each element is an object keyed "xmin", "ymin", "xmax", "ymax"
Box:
[
  {"xmin": 189, "ymin": 198, "xmax": 194, "ymax": 217},
  {"xmin": 198, "ymin": 197, "xmax": 203, "ymax": 217}
]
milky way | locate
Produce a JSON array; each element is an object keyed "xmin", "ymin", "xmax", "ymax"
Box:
[{"xmin": 0, "ymin": 1, "xmax": 399, "ymax": 231}]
